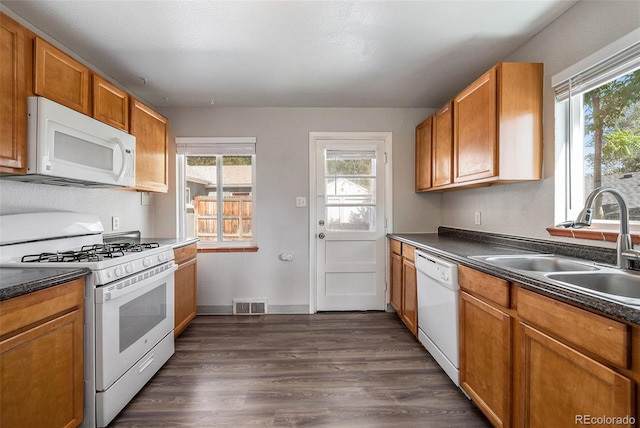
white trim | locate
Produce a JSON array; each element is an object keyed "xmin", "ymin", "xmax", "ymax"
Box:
[
  {"xmin": 308, "ymin": 131, "xmax": 393, "ymax": 314},
  {"xmin": 552, "ymin": 27, "xmax": 640, "ymax": 87}
]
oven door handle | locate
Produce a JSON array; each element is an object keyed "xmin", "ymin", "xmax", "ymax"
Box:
[{"xmin": 95, "ymin": 263, "xmax": 178, "ymax": 303}]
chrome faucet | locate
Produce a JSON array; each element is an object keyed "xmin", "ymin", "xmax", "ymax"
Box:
[{"xmin": 569, "ymin": 187, "xmax": 637, "ymax": 270}]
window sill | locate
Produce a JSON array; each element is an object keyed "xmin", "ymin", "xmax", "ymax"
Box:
[
  {"xmin": 197, "ymin": 246, "xmax": 259, "ymax": 253},
  {"xmin": 546, "ymin": 227, "xmax": 640, "ymax": 245}
]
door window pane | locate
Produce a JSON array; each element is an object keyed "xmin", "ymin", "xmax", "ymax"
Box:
[{"xmin": 325, "ymin": 150, "xmax": 376, "ymax": 231}]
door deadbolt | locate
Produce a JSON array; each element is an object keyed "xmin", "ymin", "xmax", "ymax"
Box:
[
  {"xmin": 319, "ymin": 220, "xmax": 325, "ymax": 226},
  {"xmin": 318, "ymin": 233, "xmax": 325, "ymax": 239}
]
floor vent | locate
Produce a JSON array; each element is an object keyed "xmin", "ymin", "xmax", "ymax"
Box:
[{"xmin": 233, "ymin": 299, "xmax": 268, "ymax": 315}]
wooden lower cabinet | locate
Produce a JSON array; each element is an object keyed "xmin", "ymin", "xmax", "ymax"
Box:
[
  {"xmin": 517, "ymin": 323, "xmax": 633, "ymax": 428},
  {"xmin": 401, "ymin": 256, "xmax": 417, "ymax": 336},
  {"xmin": 460, "ymin": 290, "xmax": 511, "ymax": 428},
  {"xmin": 174, "ymin": 243, "xmax": 198, "ymax": 336},
  {"xmin": 459, "ymin": 265, "xmax": 636, "ymax": 428},
  {"xmin": 0, "ymin": 278, "xmax": 85, "ymax": 428},
  {"xmin": 388, "ymin": 239, "xmax": 417, "ymax": 337},
  {"xmin": 389, "ymin": 250, "xmax": 403, "ymax": 313}
]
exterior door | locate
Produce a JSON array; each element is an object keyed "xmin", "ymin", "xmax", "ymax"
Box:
[{"xmin": 313, "ymin": 135, "xmax": 388, "ymax": 311}]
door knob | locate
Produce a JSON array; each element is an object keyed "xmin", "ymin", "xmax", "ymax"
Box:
[
  {"xmin": 318, "ymin": 233, "xmax": 325, "ymax": 239},
  {"xmin": 319, "ymin": 220, "xmax": 325, "ymax": 226}
]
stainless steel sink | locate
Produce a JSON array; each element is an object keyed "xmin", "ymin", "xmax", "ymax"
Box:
[
  {"xmin": 471, "ymin": 253, "xmax": 640, "ymax": 306},
  {"xmin": 546, "ymin": 271, "xmax": 640, "ymax": 301},
  {"xmin": 472, "ymin": 255, "xmax": 600, "ymax": 273}
]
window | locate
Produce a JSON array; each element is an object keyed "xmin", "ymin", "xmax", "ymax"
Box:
[
  {"xmin": 176, "ymin": 137, "xmax": 256, "ymax": 248},
  {"xmin": 324, "ymin": 149, "xmax": 377, "ymax": 231},
  {"xmin": 554, "ymin": 31, "xmax": 640, "ymax": 230}
]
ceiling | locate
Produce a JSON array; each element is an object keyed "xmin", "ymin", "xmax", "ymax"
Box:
[{"xmin": 2, "ymin": 0, "xmax": 577, "ymax": 108}]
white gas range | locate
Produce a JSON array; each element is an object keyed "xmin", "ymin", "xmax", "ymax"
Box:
[{"xmin": 0, "ymin": 212, "xmax": 177, "ymax": 428}]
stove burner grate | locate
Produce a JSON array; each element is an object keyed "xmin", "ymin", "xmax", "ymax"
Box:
[{"xmin": 21, "ymin": 242, "xmax": 161, "ymax": 263}]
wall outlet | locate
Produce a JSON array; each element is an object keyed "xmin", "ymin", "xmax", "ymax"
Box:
[
  {"xmin": 112, "ymin": 216, "xmax": 120, "ymax": 231},
  {"xmin": 474, "ymin": 211, "xmax": 482, "ymax": 225},
  {"xmin": 296, "ymin": 196, "xmax": 307, "ymax": 207}
]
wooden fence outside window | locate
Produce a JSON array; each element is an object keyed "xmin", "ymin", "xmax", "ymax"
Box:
[{"xmin": 194, "ymin": 195, "xmax": 252, "ymax": 242}]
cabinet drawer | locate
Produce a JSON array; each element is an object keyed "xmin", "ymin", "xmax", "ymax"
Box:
[
  {"xmin": 389, "ymin": 239, "xmax": 401, "ymax": 256},
  {"xmin": 458, "ymin": 264, "xmax": 510, "ymax": 308},
  {"xmin": 517, "ymin": 287, "xmax": 629, "ymax": 368},
  {"xmin": 174, "ymin": 243, "xmax": 197, "ymax": 265},
  {"xmin": 401, "ymin": 244, "xmax": 415, "ymax": 262}
]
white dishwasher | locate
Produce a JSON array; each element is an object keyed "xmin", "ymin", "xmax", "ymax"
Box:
[{"xmin": 415, "ymin": 250, "xmax": 460, "ymax": 387}]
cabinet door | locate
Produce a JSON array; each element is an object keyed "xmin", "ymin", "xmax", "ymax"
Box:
[
  {"xmin": 93, "ymin": 74, "xmax": 129, "ymax": 131},
  {"xmin": 0, "ymin": 13, "xmax": 27, "ymax": 174},
  {"xmin": 460, "ymin": 291, "xmax": 511, "ymax": 428},
  {"xmin": 415, "ymin": 116, "xmax": 432, "ymax": 191},
  {"xmin": 130, "ymin": 98, "xmax": 169, "ymax": 192},
  {"xmin": 401, "ymin": 258, "xmax": 418, "ymax": 336},
  {"xmin": 34, "ymin": 37, "xmax": 90, "ymax": 115},
  {"xmin": 389, "ymin": 251, "xmax": 403, "ymax": 313},
  {"xmin": 454, "ymin": 67, "xmax": 497, "ymax": 183},
  {"xmin": 174, "ymin": 258, "xmax": 197, "ymax": 337},
  {"xmin": 0, "ymin": 280, "xmax": 84, "ymax": 428},
  {"xmin": 432, "ymin": 101, "xmax": 453, "ymax": 187},
  {"xmin": 517, "ymin": 323, "xmax": 633, "ymax": 428}
]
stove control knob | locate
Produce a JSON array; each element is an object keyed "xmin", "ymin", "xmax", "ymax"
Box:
[
  {"xmin": 143, "ymin": 257, "xmax": 151, "ymax": 267},
  {"xmin": 115, "ymin": 266, "xmax": 123, "ymax": 277},
  {"xmin": 158, "ymin": 254, "xmax": 165, "ymax": 262},
  {"xmin": 125, "ymin": 263, "xmax": 133, "ymax": 274}
]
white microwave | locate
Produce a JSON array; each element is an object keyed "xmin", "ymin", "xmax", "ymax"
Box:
[{"xmin": 4, "ymin": 97, "xmax": 136, "ymax": 188}]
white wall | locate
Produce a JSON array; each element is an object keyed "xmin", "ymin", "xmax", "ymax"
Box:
[
  {"xmin": 0, "ymin": 181, "xmax": 155, "ymax": 236},
  {"xmin": 153, "ymin": 107, "xmax": 437, "ymax": 313},
  {"xmin": 440, "ymin": 0, "xmax": 640, "ymax": 243}
]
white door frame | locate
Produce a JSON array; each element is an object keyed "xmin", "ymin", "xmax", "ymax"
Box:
[{"xmin": 308, "ymin": 131, "xmax": 393, "ymax": 314}]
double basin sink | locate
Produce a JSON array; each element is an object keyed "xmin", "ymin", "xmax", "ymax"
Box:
[{"xmin": 471, "ymin": 254, "xmax": 640, "ymax": 306}]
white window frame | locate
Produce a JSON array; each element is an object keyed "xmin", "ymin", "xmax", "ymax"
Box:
[
  {"xmin": 553, "ymin": 28, "xmax": 640, "ymax": 232},
  {"xmin": 176, "ymin": 137, "xmax": 257, "ymax": 248}
]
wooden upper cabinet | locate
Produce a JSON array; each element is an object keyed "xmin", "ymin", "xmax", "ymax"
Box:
[
  {"xmin": 34, "ymin": 37, "xmax": 90, "ymax": 115},
  {"xmin": 454, "ymin": 68, "xmax": 497, "ymax": 183},
  {"xmin": 415, "ymin": 62, "xmax": 542, "ymax": 191},
  {"xmin": 130, "ymin": 98, "xmax": 169, "ymax": 193},
  {"xmin": 93, "ymin": 74, "xmax": 129, "ymax": 131},
  {"xmin": 415, "ymin": 116, "xmax": 432, "ymax": 191},
  {"xmin": 454, "ymin": 62, "xmax": 543, "ymax": 185},
  {"xmin": 0, "ymin": 13, "xmax": 27, "ymax": 174},
  {"xmin": 432, "ymin": 101, "xmax": 453, "ymax": 187}
]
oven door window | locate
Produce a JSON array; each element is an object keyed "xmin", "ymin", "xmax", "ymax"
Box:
[{"xmin": 120, "ymin": 283, "xmax": 167, "ymax": 352}]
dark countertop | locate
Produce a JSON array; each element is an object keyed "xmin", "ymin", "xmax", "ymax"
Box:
[
  {"xmin": 389, "ymin": 229, "xmax": 640, "ymax": 325},
  {"xmin": 0, "ymin": 267, "xmax": 90, "ymax": 301}
]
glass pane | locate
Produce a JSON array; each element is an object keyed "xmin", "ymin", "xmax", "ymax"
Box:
[
  {"xmin": 222, "ymin": 155, "xmax": 253, "ymax": 242},
  {"xmin": 581, "ymin": 68, "xmax": 640, "ymax": 221},
  {"xmin": 326, "ymin": 151, "xmax": 374, "ymax": 176},
  {"xmin": 186, "ymin": 155, "xmax": 217, "ymax": 241},
  {"xmin": 326, "ymin": 206, "xmax": 375, "ymax": 231},
  {"xmin": 325, "ymin": 178, "xmax": 375, "ymax": 204},
  {"xmin": 119, "ymin": 284, "xmax": 166, "ymax": 352}
]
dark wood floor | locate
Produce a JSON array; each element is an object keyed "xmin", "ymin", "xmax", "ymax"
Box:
[{"xmin": 110, "ymin": 312, "xmax": 490, "ymax": 427}]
